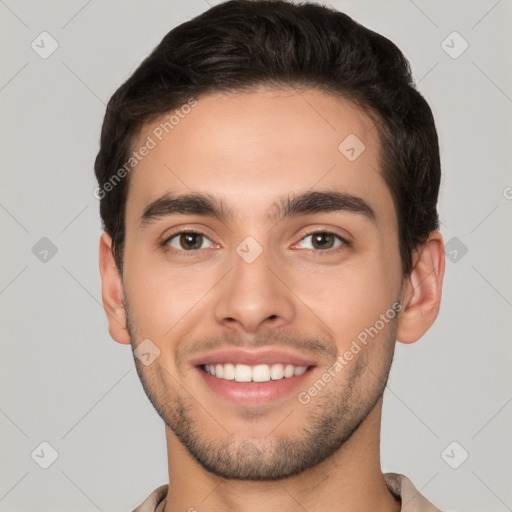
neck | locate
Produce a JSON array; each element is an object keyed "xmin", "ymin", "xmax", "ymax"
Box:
[{"xmin": 162, "ymin": 397, "xmax": 400, "ymax": 512}]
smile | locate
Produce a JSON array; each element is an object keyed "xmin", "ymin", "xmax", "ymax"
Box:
[{"xmin": 202, "ymin": 363, "xmax": 309, "ymax": 382}]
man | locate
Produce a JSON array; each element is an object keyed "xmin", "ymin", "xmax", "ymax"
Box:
[{"xmin": 94, "ymin": 1, "xmax": 445, "ymax": 510}]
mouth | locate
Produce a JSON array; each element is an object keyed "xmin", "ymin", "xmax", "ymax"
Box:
[
  {"xmin": 201, "ymin": 362, "xmax": 309, "ymax": 382},
  {"xmin": 191, "ymin": 349, "xmax": 318, "ymax": 405}
]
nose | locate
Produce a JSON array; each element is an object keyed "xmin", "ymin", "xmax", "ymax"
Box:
[{"xmin": 213, "ymin": 243, "xmax": 296, "ymax": 333}]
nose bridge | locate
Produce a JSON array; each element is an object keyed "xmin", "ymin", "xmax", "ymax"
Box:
[{"xmin": 213, "ymin": 237, "xmax": 295, "ymax": 332}]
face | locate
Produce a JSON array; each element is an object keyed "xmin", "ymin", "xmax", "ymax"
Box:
[{"xmin": 120, "ymin": 87, "xmax": 404, "ymax": 480}]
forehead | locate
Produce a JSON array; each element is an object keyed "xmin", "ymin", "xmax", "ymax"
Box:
[{"xmin": 125, "ymin": 87, "xmax": 394, "ymax": 227}]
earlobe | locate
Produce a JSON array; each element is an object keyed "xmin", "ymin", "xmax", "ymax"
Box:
[
  {"xmin": 98, "ymin": 232, "xmax": 131, "ymax": 344},
  {"xmin": 396, "ymin": 231, "xmax": 445, "ymax": 344}
]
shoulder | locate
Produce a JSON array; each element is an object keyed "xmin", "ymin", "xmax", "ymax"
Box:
[
  {"xmin": 384, "ymin": 473, "xmax": 443, "ymax": 512},
  {"xmin": 131, "ymin": 484, "xmax": 168, "ymax": 512}
]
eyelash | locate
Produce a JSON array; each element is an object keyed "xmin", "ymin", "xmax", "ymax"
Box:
[
  {"xmin": 296, "ymin": 230, "xmax": 350, "ymax": 253},
  {"xmin": 161, "ymin": 230, "xmax": 350, "ymax": 255}
]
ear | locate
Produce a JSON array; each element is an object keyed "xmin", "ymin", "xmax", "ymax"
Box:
[
  {"xmin": 98, "ymin": 232, "xmax": 131, "ymax": 344},
  {"xmin": 396, "ymin": 231, "xmax": 445, "ymax": 344}
]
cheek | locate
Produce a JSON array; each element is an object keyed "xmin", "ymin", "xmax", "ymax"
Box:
[
  {"xmin": 123, "ymin": 249, "xmax": 218, "ymax": 340},
  {"xmin": 290, "ymin": 252, "xmax": 401, "ymax": 345}
]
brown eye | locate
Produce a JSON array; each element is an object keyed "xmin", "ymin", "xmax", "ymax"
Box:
[
  {"xmin": 167, "ymin": 232, "xmax": 211, "ymax": 251},
  {"xmin": 296, "ymin": 232, "xmax": 345, "ymax": 251},
  {"xmin": 311, "ymin": 233, "xmax": 336, "ymax": 249}
]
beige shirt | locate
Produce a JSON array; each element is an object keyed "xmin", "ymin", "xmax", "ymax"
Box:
[{"xmin": 132, "ymin": 473, "xmax": 442, "ymax": 511}]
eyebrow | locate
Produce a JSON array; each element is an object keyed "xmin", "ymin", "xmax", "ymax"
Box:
[{"xmin": 139, "ymin": 190, "xmax": 376, "ymax": 227}]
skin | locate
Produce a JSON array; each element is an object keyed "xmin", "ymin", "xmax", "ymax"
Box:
[{"xmin": 99, "ymin": 87, "xmax": 445, "ymax": 512}]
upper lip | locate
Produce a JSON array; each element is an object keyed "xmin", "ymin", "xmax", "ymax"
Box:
[{"xmin": 189, "ymin": 348, "xmax": 318, "ymax": 368}]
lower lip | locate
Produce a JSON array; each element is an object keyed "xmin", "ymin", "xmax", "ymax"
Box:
[{"xmin": 196, "ymin": 366, "xmax": 315, "ymax": 405}]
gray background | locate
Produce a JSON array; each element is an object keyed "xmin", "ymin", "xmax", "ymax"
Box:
[{"xmin": 1, "ymin": 0, "xmax": 511, "ymax": 510}]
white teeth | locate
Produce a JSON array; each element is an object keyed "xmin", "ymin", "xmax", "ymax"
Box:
[
  {"xmin": 294, "ymin": 366, "xmax": 307, "ymax": 376},
  {"xmin": 234, "ymin": 364, "xmax": 252, "ymax": 382},
  {"xmin": 284, "ymin": 364, "xmax": 295, "ymax": 378},
  {"xmin": 223, "ymin": 363, "xmax": 235, "ymax": 380},
  {"xmin": 252, "ymin": 364, "xmax": 271, "ymax": 383},
  {"xmin": 203, "ymin": 363, "xmax": 309, "ymax": 382},
  {"xmin": 270, "ymin": 363, "xmax": 284, "ymax": 380}
]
